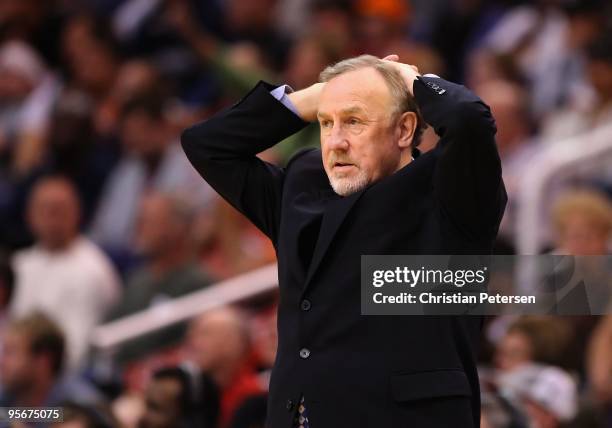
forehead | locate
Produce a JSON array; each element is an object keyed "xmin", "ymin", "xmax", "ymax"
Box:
[{"xmin": 319, "ymin": 67, "xmax": 393, "ymax": 115}]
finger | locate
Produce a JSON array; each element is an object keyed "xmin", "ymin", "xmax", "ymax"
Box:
[{"xmin": 382, "ymin": 54, "xmax": 399, "ymax": 62}]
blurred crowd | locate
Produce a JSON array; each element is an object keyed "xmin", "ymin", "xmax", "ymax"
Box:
[{"xmin": 0, "ymin": 0, "xmax": 610, "ymax": 427}]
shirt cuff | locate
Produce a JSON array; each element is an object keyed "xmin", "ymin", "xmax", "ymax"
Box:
[{"xmin": 270, "ymin": 84, "xmax": 300, "ymax": 117}]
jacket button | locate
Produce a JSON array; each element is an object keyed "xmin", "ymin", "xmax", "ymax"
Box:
[
  {"xmin": 299, "ymin": 348, "xmax": 311, "ymax": 359},
  {"xmin": 286, "ymin": 399, "xmax": 294, "ymax": 411},
  {"xmin": 301, "ymin": 299, "xmax": 311, "ymax": 311}
]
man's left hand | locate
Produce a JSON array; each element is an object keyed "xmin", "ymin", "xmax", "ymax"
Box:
[{"xmin": 382, "ymin": 54, "xmax": 420, "ymax": 96}]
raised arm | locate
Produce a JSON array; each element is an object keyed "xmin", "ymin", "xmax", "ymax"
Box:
[
  {"xmin": 180, "ymin": 82, "xmax": 319, "ymax": 243},
  {"xmin": 384, "ymin": 57, "xmax": 506, "ymax": 240},
  {"xmin": 415, "ymin": 75, "xmax": 506, "ymax": 240}
]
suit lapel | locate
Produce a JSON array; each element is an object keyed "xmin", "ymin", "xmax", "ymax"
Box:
[{"xmin": 303, "ymin": 189, "xmax": 365, "ymax": 289}]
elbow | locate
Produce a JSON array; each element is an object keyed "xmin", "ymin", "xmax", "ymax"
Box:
[
  {"xmin": 454, "ymin": 101, "xmax": 497, "ymax": 137},
  {"xmin": 180, "ymin": 124, "xmax": 214, "ymax": 162}
]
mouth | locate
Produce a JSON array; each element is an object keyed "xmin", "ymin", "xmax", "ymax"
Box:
[{"xmin": 332, "ymin": 162, "xmax": 355, "ymax": 170}]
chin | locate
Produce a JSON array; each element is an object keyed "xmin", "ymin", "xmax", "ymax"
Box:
[{"xmin": 329, "ymin": 174, "xmax": 370, "ymax": 196}]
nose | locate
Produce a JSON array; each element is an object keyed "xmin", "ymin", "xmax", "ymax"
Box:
[{"xmin": 326, "ymin": 123, "xmax": 349, "ymax": 151}]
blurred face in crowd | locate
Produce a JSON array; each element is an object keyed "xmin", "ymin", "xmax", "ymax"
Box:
[
  {"xmin": 477, "ymin": 80, "xmax": 529, "ymax": 154},
  {"xmin": 140, "ymin": 377, "xmax": 182, "ymax": 428},
  {"xmin": 120, "ymin": 110, "xmax": 167, "ymax": 158},
  {"xmin": 62, "ymin": 17, "xmax": 117, "ymax": 98},
  {"xmin": 0, "ymin": 328, "xmax": 39, "ymax": 394},
  {"xmin": 318, "ymin": 67, "xmax": 415, "ymax": 196},
  {"xmin": 285, "ymin": 38, "xmax": 332, "ymax": 89},
  {"xmin": 134, "ymin": 194, "xmax": 188, "ymax": 258},
  {"xmin": 557, "ymin": 212, "xmax": 609, "ymax": 255},
  {"xmin": 187, "ymin": 308, "xmax": 248, "ymax": 376},
  {"xmin": 494, "ymin": 330, "xmax": 532, "ymax": 372},
  {"xmin": 27, "ymin": 178, "xmax": 80, "ymax": 251},
  {"xmin": 225, "ymin": 0, "xmax": 275, "ymax": 31}
]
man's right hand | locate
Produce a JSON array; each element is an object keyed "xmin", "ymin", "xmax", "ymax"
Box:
[{"xmin": 287, "ymin": 82, "xmax": 325, "ymax": 122}]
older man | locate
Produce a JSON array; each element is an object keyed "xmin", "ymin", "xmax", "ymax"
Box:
[{"xmin": 181, "ymin": 55, "xmax": 506, "ymax": 428}]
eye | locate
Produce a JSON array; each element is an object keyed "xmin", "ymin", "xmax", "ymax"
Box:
[
  {"xmin": 347, "ymin": 117, "xmax": 361, "ymax": 126},
  {"xmin": 320, "ymin": 119, "xmax": 333, "ymax": 129}
]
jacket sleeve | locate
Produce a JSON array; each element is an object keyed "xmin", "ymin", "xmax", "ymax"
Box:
[
  {"xmin": 413, "ymin": 76, "xmax": 507, "ymax": 240},
  {"xmin": 180, "ymin": 81, "xmax": 308, "ymax": 244}
]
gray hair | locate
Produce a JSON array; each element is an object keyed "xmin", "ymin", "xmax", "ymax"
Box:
[{"xmin": 319, "ymin": 55, "xmax": 426, "ymax": 146}]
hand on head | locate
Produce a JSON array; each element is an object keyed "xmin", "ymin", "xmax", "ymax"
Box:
[{"xmin": 382, "ymin": 54, "xmax": 420, "ymax": 95}]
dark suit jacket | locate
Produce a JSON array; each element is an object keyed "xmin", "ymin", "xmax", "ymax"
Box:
[{"xmin": 181, "ymin": 75, "xmax": 507, "ymax": 428}]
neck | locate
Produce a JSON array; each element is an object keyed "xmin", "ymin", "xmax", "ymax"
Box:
[
  {"xmin": 397, "ymin": 149, "xmax": 413, "ymax": 171},
  {"xmin": 41, "ymin": 235, "xmax": 77, "ymax": 253}
]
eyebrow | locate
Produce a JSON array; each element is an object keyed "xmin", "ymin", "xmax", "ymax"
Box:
[{"xmin": 317, "ymin": 105, "xmax": 367, "ymax": 120}]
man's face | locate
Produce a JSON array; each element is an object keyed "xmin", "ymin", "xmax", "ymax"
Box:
[
  {"xmin": 557, "ymin": 212, "xmax": 609, "ymax": 255},
  {"xmin": 134, "ymin": 195, "xmax": 181, "ymax": 257},
  {"xmin": 0, "ymin": 330, "xmax": 35, "ymax": 394},
  {"xmin": 120, "ymin": 111, "xmax": 164, "ymax": 157},
  {"xmin": 28, "ymin": 180, "xmax": 80, "ymax": 251},
  {"xmin": 186, "ymin": 311, "xmax": 245, "ymax": 373},
  {"xmin": 140, "ymin": 378, "xmax": 182, "ymax": 428},
  {"xmin": 318, "ymin": 67, "xmax": 403, "ymax": 196},
  {"xmin": 494, "ymin": 331, "xmax": 532, "ymax": 372}
]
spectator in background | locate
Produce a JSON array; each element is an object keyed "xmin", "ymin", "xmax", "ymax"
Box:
[
  {"xmin": 308, "ymin": 0, "xmax": 354, "ymax": 58},
  {"xmin": 248, "ymin": 304, "xmax": 278, "ymax": 389},
  {"xmin": 354, "ymin": 0, "xmax": 411, "ymax": 58},
  {"xmin": 186, "ymin": 307, "xmax": 263, "ymax": 428},
  {"xmin": 465, "ymin": 49, "xmax": 525, "ymax": 90},
  {"xmin": 107, "ymin": 192, "xmax": 214, "ymax": 363},
  {"xmin": 0, "ymin": 0, "xmax": 65, "ymax": 66},
  {"xmin": 226, "ymin": 304, "xmax": 279, "ymax": 428},
  {"xmin": 199, "ymin": 197, "xmax": 276, "ymax": 280},
  {"xmin": 475, "ymin": 79, "xmax": 536, "ymax": 246},
  {"xmin": 551, "ymin": 189, "xmax": 612, "ymax": 256},
  {"xmin": 89, "ymin": 93, "xmax": 213, "ymax": 266},
  {"xmin": 547, "ymin": 189, "xmax": 612, "ymax": 376},
  {"xmin": 495, "ymin": 316, "xmax": 574, "ymax": 372},
  {"xmin": 588, "ymin": 315, "xmax": 612, "ymax": 421},
  {"xmin": 492, "ymin": 317, "xmax": 580, "ymax": 427},
  {"xmin": 543, "ymin": 30, "xmax": 612, "ymax": 142},
  {"xmin": 95, "ymin": 60, "xmax": 163, "ymax": 137},
  {"xmin": 482, "ymin": 0, "xmax": 604, "ymax": 119},
  {"xmin": 0, "ymin": 313, "xmax": 102, "ymax": 407},
  {"xmin": 60, "ymin": 15, "xmax": 119, "ymax": 104},
  {"xmin": 10, "ymin": 176, "xmax": 121, "ymax": 370},
  {"xmin": 139, "ymin": 366, "xmax": 219, "ymax": 428},
  {"xmin": 0, "ymin": 40, "xmax": 60, "ymax": 176},
  {"xmin": 221, "ymin": 0, "xmax": 290, "ymax": 72},
  {"xmin": 42, "ymin": 89, "xmax": 118, "ymax": 227},
  {"xmin": 499, "ymin": 365, "xmax": 579, "ymax": 428}
]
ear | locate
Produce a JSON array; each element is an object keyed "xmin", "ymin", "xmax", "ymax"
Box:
[{"xmin": 396, "ymin": 111, "xmax": 417, "ymax": 149}]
